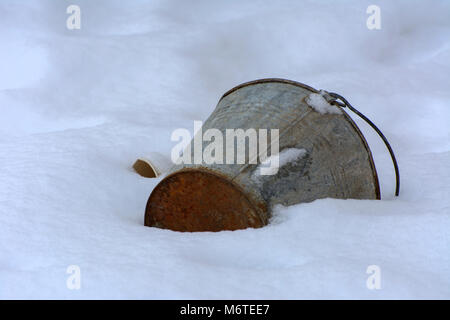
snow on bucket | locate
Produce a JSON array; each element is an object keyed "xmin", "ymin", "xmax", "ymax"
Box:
[{"xmin": 145, "ymin": 78, "xmax": 397, "ymax": 232}]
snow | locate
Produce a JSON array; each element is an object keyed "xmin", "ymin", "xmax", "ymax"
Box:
[
  {"xmin": 272, "ymin": 148, "xmax": 307, "ymax": 168},
  {"xmin": 1, "ymin": 0, "xmax": 449, "ymax": 299},
  {"xmin": 254, "ymin": 148, "xmax": 307, "ymax": 176},
  {"xmin": 306, "ymin": 90, "xmax": 342, "ymax": 114}
]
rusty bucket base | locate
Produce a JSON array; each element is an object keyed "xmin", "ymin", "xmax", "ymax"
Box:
[{"xmin": 145, "ymin": 170, "xmax": 266, "ymax": 232}]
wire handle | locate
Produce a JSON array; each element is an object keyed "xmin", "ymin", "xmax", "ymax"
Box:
[{"xmin": 325, "ymin": 92, "xmax": 400, "ymax": 197}]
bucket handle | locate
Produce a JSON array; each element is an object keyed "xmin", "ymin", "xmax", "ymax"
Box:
[{"xmin": 326, "ymin": 92, "xmax": 400, "ymax": 197}]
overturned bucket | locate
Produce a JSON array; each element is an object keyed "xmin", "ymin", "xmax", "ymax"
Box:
[{"xmin": 145, "ymin": 79, "xmax": 385, "ymax": 232}]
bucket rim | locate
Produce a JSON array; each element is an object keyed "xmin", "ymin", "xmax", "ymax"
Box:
[{"xmin": 220, "ymin": 78, "xmax": 319, "ymax": 102}]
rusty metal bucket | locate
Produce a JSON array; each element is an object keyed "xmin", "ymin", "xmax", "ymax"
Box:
[{"xmin": 145, "ymin": 79, "xmax": 382, "ymax": 232}]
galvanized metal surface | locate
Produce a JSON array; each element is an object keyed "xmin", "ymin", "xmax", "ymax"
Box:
[{"xmin": 145, "ymin": 78, "xmax": 380, "ymax": 232}]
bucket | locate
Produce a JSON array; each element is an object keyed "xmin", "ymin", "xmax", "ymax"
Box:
[{"xmin": 145, "ymin": 78, "xmax": 382, "ymax": 232}]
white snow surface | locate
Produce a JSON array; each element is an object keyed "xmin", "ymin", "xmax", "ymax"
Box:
[
  {"xmin": 1, "ymin": 0, "xmax": 449, "ymax": 299},
  {"xmin": 255, "ymin": 148, "xmax": 307, "ymax": 176},
  {"xmin": 272, "ymin": 148, "xmax": 307, "ymax": 168},
  {"xmin": 306, "ymin": 90, "xmax": 342, "ymax": 114}
]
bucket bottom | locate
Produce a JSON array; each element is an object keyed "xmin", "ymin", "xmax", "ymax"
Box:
[{"xmin": 145, "ymin": 169, "xmax": 267, "ymax": 232}]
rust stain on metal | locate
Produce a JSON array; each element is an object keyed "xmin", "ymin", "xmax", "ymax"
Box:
[{"xmin": 145, "ymin": 168, "xmax": 268, "ymax": 232}]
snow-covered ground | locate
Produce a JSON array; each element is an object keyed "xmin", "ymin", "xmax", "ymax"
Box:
[{"xmin": 1, "ymin": 0, "xmax": 449, "ymax": 299}]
